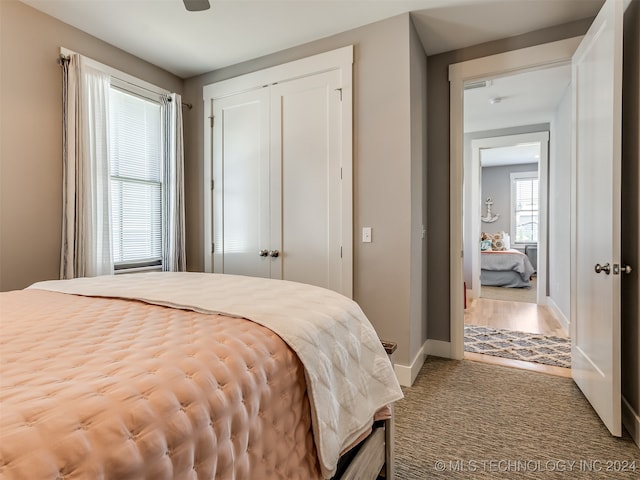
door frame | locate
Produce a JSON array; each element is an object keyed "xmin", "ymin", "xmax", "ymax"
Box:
[
  {"xmin": 469, "ymin": 132, "xmax": 549, "ymax": 305},
  {"xmin": 203, "ymin": 46, "xmax": 354, "ymax": 297},
  {"xmin": 448, "ymin": 37, "xmax": 582, "ymax": 359}
]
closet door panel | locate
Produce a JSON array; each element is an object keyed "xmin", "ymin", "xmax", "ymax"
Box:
[
  {"xmin": 271, "ymin": 70, "xmax": 342, "ymax": 290},
  {"xmin": 212, "ymin": 88, "xmax": 270, "ymax": 277}
]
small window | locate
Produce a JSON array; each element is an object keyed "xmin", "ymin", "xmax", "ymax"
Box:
[
  {"xmin": 109, "ymin": 85, "xmax": 164, "ymax": 270},
  {"xmin": 510, "ymin": 171, "xmax": 538, "ymax": 244}
]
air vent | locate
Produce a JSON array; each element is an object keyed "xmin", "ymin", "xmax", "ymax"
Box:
[{"xmin": 464, "ymin": 80, "xmax": 492, "ymax": 90}]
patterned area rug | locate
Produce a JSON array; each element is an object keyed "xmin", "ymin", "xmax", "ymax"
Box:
[{"xmin": 464, "ymin": 325, "xmax": 571, "ymax": 368}]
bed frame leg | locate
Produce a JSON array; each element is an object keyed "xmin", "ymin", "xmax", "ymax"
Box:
[
  {"xmin": 383, "ymin": 409, "xmax": 395, "ymax": 479},
  {"xmin": 380, "ymin": 340, "xmax": 397, "ymax": 480}
]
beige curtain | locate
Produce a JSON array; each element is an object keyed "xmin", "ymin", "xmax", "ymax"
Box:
[
  {"xmin": 161, "ymin": 93, "xmax": 186, "ymax": 272},
  {"xmin": 60, "ymin": 54, "xmax": 113, "ymax": 279}
]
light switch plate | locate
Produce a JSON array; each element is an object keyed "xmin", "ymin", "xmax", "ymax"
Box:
[{"xmin": 362, "ymin": 227, "xmax": 372, "ymax": 243}]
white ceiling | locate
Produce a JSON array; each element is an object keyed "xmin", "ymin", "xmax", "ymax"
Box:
[
  {"xmin": 467, "ymin": 66, "xmax": 572, "ymax": 168},
  {"xmin": 480, "ymin": 143, "xmax": 540, "ymax": 167},
  {"xmin": 19, "ymin": 0, "xmax": 603, "ymax": 79},
  {"xmin": 464, "ymin": 64, "xmax": 572, "ymax": 134}
]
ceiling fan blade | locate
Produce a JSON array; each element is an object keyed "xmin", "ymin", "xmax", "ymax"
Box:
[{"xmin": 183, "ymin": 0, "xmax": 210, "ymax": 11}]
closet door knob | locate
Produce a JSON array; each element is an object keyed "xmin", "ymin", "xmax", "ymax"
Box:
[
  {"xmin": 258, "ymin": 249, "xmax": 269, "ymax": 257},
  {"xmin": 594, "ymin": 263, "xmax": 611, "ymax": 275},
  {"xmin": 269, "ymin": 250, "xmax": 280, "ymax": 258}
]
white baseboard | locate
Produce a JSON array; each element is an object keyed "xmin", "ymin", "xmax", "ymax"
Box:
[
  {"xmin": 622, "ymin": 395, "xmax": 640, "ymax": 450},
  {"xmin": 393, "ymin": 339, "xmax": 456, "ymax": 386},
  {"xmin": 425, "ymin": 339, "xmax": 453, "ymax": 358},
  {"xmin": 546, "ymin": 296, "xmax": 570, "ymax": 336},
  {"xmin": 394, "ymin": 341, "xmax": 427, "ymax": 387}
]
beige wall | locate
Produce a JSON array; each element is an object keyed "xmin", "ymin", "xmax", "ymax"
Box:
[
  {"xmin": 182, "ymin": 14, "xmax": 428, "ymax": 367},
  {"xmin": 621, "ymin": 0, "xmax": 640, "ymax": 442},
  {"xmin": 0, "ymin": 0, "xmax": 183, "ymax": 292}
]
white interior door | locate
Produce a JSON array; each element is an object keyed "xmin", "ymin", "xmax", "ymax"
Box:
[
  {"xmin": 212, "ymin": 88, "xmax": 270, "ymax": 278},
  {"xmin": 571, "ymin": 0, "xmax": 623, "ymax": 437},
  {"xmin": 270, "ymin": 69, "xmax": 343, "ymax": 292}
]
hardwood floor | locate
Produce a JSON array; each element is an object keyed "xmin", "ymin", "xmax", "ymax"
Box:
[
  {"xmin": 465, "ymin": 296, "xmax": 568, "ymax": 338},
  {"xmin": 464, "ymin": 296, "xmax": 571, "ymax": 377}
]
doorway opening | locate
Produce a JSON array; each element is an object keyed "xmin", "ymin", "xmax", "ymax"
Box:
[
  {"xmin": 448, "ymin": 37, "xmax": 582, "ymax": 363},
  {"xmin": 456, "ymin": 59, "xmax": 574, "ymax": 374}
]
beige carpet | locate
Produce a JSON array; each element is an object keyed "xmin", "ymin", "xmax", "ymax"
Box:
[
  {"xmin": 394, "ymin": 357, "xmax": 640, "ymax": 479},
  {"xmin": 481, "ymin": 277, "xmax": 537, "ymax": 303}
]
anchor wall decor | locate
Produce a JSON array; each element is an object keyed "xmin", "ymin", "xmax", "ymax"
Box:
[{"xmin": 481, "ymin": 197, "xmax": 500, "ymax": 223}]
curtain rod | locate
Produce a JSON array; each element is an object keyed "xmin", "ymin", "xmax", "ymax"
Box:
[
  {"xmin": 57, "ymin": 54, "xmax": 192, "ymax": 110},
  {"xmin": 167, "ymin": 97, "xmax": 193, "ymax": 110},
  {"xmin": 172, "ymin": 99, "xmax": 193, "ymax": 110}
]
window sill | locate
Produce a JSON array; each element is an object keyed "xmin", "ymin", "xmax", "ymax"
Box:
[{"xmin": 114, "ymin": 265, "xmax": 162, "ymax": 275}]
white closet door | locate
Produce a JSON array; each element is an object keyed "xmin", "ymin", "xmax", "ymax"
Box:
[
  {"xmin": 270, "ymin": 69, "xmax": 343, "ymax": 292},
  {"xmin": 212, "ymin": 88, "xmax": 270, "ymax": 278}
]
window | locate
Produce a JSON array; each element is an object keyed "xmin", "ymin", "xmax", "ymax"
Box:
[
  {"xmin": 60, "ymin": 49, "xmax": 184, "ymax": 279},
  {"xmin": 510, "ymin": 171, "xmax": 538, "ymax": 244},
  {"xmin": 109, "ymin": 84, "xmax": 164, "ymax": 270}
]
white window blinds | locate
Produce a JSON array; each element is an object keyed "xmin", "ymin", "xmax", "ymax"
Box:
[
  {"xmin": 109, "ymin": 87, "xmax": 163, "ymax": 268},
  {"xmin": 511, "ymin": 172, "xmax": 539, "ymax": 244}
]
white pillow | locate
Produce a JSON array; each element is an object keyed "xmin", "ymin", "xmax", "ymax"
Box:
[{"xmin": 502, "ymin": 232, "xmax": 511, "ymax": 250}]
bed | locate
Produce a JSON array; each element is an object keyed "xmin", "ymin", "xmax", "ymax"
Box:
[
  {"xmin": 480, "ymin": 249, "xmax": 536, "ymax": 288},
  {"xmin": 0, "ymin": 272, "xmax": 403, "ymax": 479}
]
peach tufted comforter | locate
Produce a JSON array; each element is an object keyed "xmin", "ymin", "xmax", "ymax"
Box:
[
  {"xmin": 2, "ymin": 272, "xmax": 402, "ymax": 479},
  {"xmin": 1, "ymin": 289, "xmax": 321, "ymax": 479}
]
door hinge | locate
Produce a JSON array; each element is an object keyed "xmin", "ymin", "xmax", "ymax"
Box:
[
  {"xmin": 340, "ymin": 246, "xmax": 343, "ymax": 258},
  {"xmin": 211, "ymin": 242, "xmax": 214, "ymax": 254},
  {"xmin": 335, "ymin": 88, "xmax": 343, "ymax": 101},
  {"xmin": 209, "ymin": 115, "xmax": 214, "ymax": 127},
  {"xmin": 211, "ymin": 179, "xmax": 214, "ymax": 190},
  {"xmin": 340, "ymin": 167, "xmax": 343, "ymax": 180}
]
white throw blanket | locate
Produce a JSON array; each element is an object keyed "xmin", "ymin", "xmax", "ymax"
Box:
[{"xmin": 30, "ymin": 272, "xmax": 403, "ymax": 479}]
